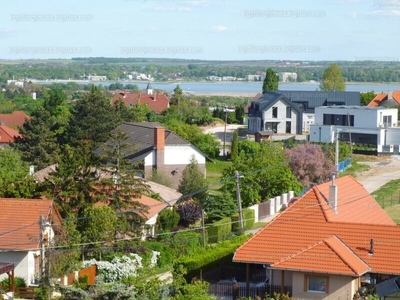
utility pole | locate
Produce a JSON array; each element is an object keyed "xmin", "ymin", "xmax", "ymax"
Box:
[
  {"xmin": 201, "ymin": 209, "xmax": 206, "ymax": 248},
  {"xmin": 223, "ymin": 108, "xmax": 227, "ymax": 158},
  {"xmin": 234, "ymin": 170, "xmax": 244, "ymax": 230},
  {"xmin": 39, "ymin": 216, "xmax": 45, "ymax": 281}
]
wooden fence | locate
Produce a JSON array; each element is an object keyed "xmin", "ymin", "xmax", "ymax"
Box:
[{"xmin": 61, "ymin": 265, "xmax": 97, "ymax": 286}]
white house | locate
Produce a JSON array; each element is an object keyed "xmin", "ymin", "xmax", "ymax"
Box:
[
  {"xmin": 247, "ymin": 92, "xmax": 303, "ymax": 134},
  {"xmin": 101, "ymin": 122, "xmax": 207, "ymax": 189},
  {"xmin": 309, "ymin": 106, "xmax": 400, "ymax": 154},
  {"xmin": 0, "ymin": 198, "xmax": 62, "ymax": 286}
]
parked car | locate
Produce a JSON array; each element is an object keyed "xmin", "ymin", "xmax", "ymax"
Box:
[{"xmin": 287, "ymin": 197, "xmax": 300, "ymax": 207}]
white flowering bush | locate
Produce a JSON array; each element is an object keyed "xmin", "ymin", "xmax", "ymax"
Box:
[{"xmin": 83, "ymin": 251, "xmax": 159, "ymax": 283}]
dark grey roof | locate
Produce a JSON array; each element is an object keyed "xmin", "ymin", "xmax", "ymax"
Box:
[
  {"xmin": 117, "ymin": 122, "xmax": 190, "ymax": 162},
  {"xmin": 256, "ymin": 130, "xmax": 274, "ymax": 136},
  {"xmin": 249, "ymin": 92, "xmax": 303, "ymax": 118},
  {"xmin": 277, "ymin": 90, "xmax": 360, "ymax": 113},
  {"xmin": 376, "ymin": 276, "xmax": 400, "ymax": 297}
]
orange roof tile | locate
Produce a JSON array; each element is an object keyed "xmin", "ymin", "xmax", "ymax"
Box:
[
  {"xmin": 392, "ymin": 90, "xmax": 400, "ymax": 105},
  {"xmin": 0, "ymin": 125, "xmax": 22, "ymax": 143},
  {"xmin": 0, "ymin": 198, "xmax": 62, "ymax": 251},
  {"xmin": 271, "ymin": 236, "xmax": 370, "ymax": 276},
  {"xmin": 111, "ymin": 92, "xmax": 170, "ymax": 113},
  {"xmin": 367, "ymin": 93, "xmax": 387, "ymax": 107},
  {"xmin": 0, "ymin": 111, "xmax": 30, "ymax": 128},
  {"xmin": 233, "ymin": 175, "xmax": 400, "ymax": 275}
]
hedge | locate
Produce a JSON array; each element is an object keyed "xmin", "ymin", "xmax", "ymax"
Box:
[
  {"xmin": 176, "ymin": 235, "xmax": 251, "ymax": 280},
  {"xmin": 206, "ymin": 217, "xmax": 232, "ymax": 243},
  {"xmin": 231, "ymin": 209, "xmax": 255, "ymax": 233}
]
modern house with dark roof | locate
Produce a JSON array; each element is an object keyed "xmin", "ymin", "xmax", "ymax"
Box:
[
  {"xmin": 233, "ymin": 175, "xmax": 400, "ymax": 299},
  {"xmin": 246, "ymin": 91, "xmax": 360, "ymax": 133},
  {"xmin": 247, "ymin": 92, "xmax": 303, "ymax": 135},
  {"xmin": 110, "ymin": 82, "xmax": 170, "ymax": 113},
  {"xmin": 104, "ymin": 122, "xmax": 206, "ymax": 189}
]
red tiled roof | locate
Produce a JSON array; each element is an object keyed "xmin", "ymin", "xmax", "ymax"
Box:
[
  {"xmin": 233, "ymin": 176, "xmax": 400, "ymax": 275},
  {"xmin": 271, "ymin": 235, "xmax": 370, "ymax": 276},
  {"xmin": 0, "ymin": 111, "xmax": 30, "ymax": 128},
  {"xmin": 367, "ymin": 93, "xmax": 387, "ymax": 107},
  {"xmin": 111, "ymin": 92, "xmax": 170, "ymax": 113},
  {"xmin": 392, "ymin": 90, "xmax": 400, "ymax": 105},
  {"xmin": 0, "ymin": 198, "xmax": 62, "ymax": 251},
  {"xmin": 0, "ymin": 125, "xmax": 22, "ymax": 143}
]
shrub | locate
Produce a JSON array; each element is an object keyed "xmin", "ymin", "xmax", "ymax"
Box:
[
  {"xmin": 0, "ymin": 276, "xmax": 26, "ymax": 288},
  {"xmin": 207, "ymin": 217, "xmax": 232, "ymax": 243},
  {"xmin": 231, "ymin": 209, "xmax": 255, "ymax": 233}
]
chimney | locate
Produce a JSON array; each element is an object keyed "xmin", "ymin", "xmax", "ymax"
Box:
[
  {"xmin": 329, "ymin": 175, "xmax": 338, "ymax": 214},
  {"xmin": 388, "ymin": 91, "xmax": 393, "ymax": 100},
  {"xmin": 154, "ymin": 127, "xmax": 165, "ymax": 171},
  {"xmin": 369, "ymin": 239, "xmax": 374, "ymax": 255}
]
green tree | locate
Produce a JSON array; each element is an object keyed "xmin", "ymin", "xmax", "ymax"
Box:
[
  {"xmin": 12, "ymin": 107, "xmax": 60, "ymax": 170},
  {"xmin": 221, "ymin": 141, "xmax": 302, "ymax": 207},
  {"xmin": 360, "ymin": 91, "xmax": 376, "ymax": 106},
  {"xmin": 0, "ymin": 147, "xmax": 39, "ymax": 198},
  {"xmin": 230, "ymin": 131, "xmax": 239, "ymax": 160},
  {"xmin": 320, "ymin": 63, "xmax": 346, "ymax": 91},
  {"xmin": 170, "ymin": 85, "xmax": 184, "ymax": 106},
  {"xmin": 262, "ymin": 68, "xmax": 279, "ymax": 93},
  {"xmin": 156, "ymin": 208, "xmax": 180, "ymax": 234},
  {"xmin": 67, "ymin": 85, "xmax": 118, "ymax": 148},
  {"xmin": 192, "ymin": 133, "xmax": 220, "ymax": 159},
  {"xmin": 79, "ymin": 205, "xmax": 118, "ymax": 250},
  {"xmin": 178, "ymin": 156, "xmax": 208, "ymax": 203}
]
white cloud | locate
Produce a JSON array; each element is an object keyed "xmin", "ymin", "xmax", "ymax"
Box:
[
  {"xmin": 211, "ymin": 25, "xmax": 229, "ymax": 32},
  {"xmin": 153, "ymin": 6, "xmax": 191, "ymax": 12}
]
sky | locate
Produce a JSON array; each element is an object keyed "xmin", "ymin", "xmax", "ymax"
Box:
[{"xmin": 1, "ymin": 0, "xmax": 399, "ymax": 61}]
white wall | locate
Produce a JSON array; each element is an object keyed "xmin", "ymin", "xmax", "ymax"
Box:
[
  {"xmin": 314, "ymin": 107, "xmax": 398, "ymax": 129},
  {"xmin": 309, "ymin": 125, "xmax": 335, "ymax": 143},
  {"xmin": 165, "ymin": 146, "xmax": 205, "ymax": 165},
  {"xmin": 0, "ymin": 250, "xmax": 39, "ymax": 285},
  {"xmin": 144, "ymin": 151, "xmax": 155, "ymax": 166},
  {"xmin": 262, "ymin": 101, "xmax": 298, "ymax": 134},
  {"xmin": 303, "ymin": 113, "xmax": 315, "ymax": 132}
]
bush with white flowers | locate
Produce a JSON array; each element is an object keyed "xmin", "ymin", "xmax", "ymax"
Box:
[{"xmin": 83, "ymin": 252, "xmax": 159, "ymax": 283}]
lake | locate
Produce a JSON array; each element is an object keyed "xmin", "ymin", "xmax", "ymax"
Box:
[{"xmin": 34, "ymin": 80, "xmax": 400, "ymax": 95}]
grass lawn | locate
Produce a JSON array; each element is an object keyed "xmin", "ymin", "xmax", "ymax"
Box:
[
  {"xmin": 385, "ymin": 205, "xmax": 400, "ymax": 224},
  {"xmin": 371, "ymin": 179, "xmax": 400, "ymax": 208},
  {"xmin": 341, "ymin": 160, "xmax": 370, "ymax": 177},
  {"xmin": 206, "ymin": 158, "xmax": 232, "ymax": 192}
]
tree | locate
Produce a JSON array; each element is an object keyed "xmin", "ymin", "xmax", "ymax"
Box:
[
  {"xmin": 149, "ymin": 169, "xmax": 174, "ymax": 188},
  {"xmin": 262, "ymin": 68, "xmax": 279, "ymax": 93},
  {"xmin": 320, "ymin": 64, "xmax": 346, "ymax": 91},
  {"xmin": 67, "ymin": 85, "xmax": 118, "ymax": 148},
  {"xmin": 202, "ymin": 193, "xmax": 237, "ymax": 222},
  {"xmin": 156, "ymin": 208, "xmax": 180, "ymax": 234},
  {"xmin": 170, "ymin": 85, "xmax": 184, "ymax": 106},
  {"xmin": 178, "ymin": 156, "xmax": 208, "ymax": 203},
  {"xmin": 285, "ymin": 143, "xmax": 334, "ymax": 186},
  {"xmin": 230, "ymin": 131, "xmax": 239, "ymax": 160},
  {"xmin": 221, "ymin": 141, "xmax": 302, "ymax": 207},
  {"xmin": 176, "ymin": 198, "xmax": 202, "ymax": 227},
  {"xmin": 12, "ymin": 107, "xmax": 60, "ymax": 170},
  {"xmin": 192, "ymin": 133, "xmax": 220, "ymax": 159},
  {"xmin": 0, "ymin": 147, "xmax": 39, "ymax": 198},
  {"xmin": 360, "ymin": 91, "xmax": 376, "ymax": 106}
]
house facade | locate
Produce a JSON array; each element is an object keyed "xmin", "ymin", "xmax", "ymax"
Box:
[
  {"xmin": 309, "ymin": 106, "xmax": 400, "ymax": 154},
  {"xmin": 106, "ymin": 122, "xmax": 206, "ymax": 189},
  {"xmin": 110, "ymin": 83, "xmax": 170, "ymax": 113},
  {"xmin": 247, "ymin": 92, "xmax": 303, "ymax": 135},
  {"xmin": 0, "ymin": 198, "xmax": 62, "ymax": 286},
  {"xmin": 233, "ymin": 176, "xmax": 400, "ymax": 299},
  {"xmin": 247, "ymin": 91, "xmax": 360, "ymax": 133}
]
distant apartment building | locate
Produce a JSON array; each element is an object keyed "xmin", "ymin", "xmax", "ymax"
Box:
[
  {"xmin": 206, "ymin": 76, "xmax": 222, "ymax": 81},
  {"xmin": 245, "ymin": 74, "xmax": 264, "ymax": 81},
  {"xmin": 88, "ymin": 75, "xmax": 107, "ymax": 81},
  {"xmin": 6, "ymin": 80, "xmax": 24, "ymax": 87},
  {"xmin": 279, "ymin": 72, "xmax": 297, "ymax": 82},
  {"xmin": 222, "ymin": 76, "xmax": 237, "ymax": 81}
]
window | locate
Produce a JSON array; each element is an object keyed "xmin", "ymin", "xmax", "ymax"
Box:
[
  {"xmin": 272, "ymin": 107, "xmax": 278, "ymax": 118},
  {"xmin": 286, "ymin": 107, "xmax": 292, "ymax": 118},
  {"xmin": 286, "ymin": 121, "xmax": 291, "ymax": 133},
  {"xmin": 304, "ymin": 275, "xmax": 329, "ymax": 293},
  {"xmin": 383, "ymin": 115, "xmax": 392, "ymax": 127}
]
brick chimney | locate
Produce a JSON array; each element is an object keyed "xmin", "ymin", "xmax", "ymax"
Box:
[
  {"xmin": 388, "ymin": 91, "xmax": 393, "ymax": 100},
  {"xmin": 154, "ymin": 127, "xmax": 165, "ymax": 169}
]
